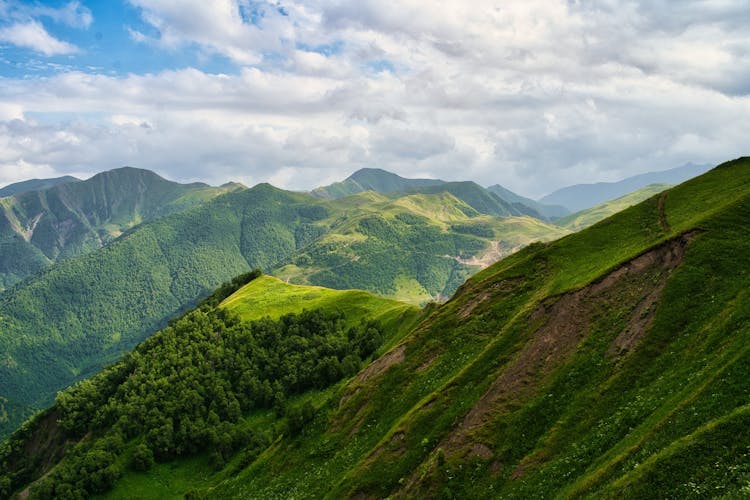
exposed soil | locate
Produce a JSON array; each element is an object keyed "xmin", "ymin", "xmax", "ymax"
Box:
[
  {"xmin": 455, "ymin": 240, "xmax": 508, "ymax": 268},
  {"xmin": 457, "ymin": 277, "xmax": 524, "ymax": 319},
  {"xmin": 336, "ymin": 344, "xmax": 407, "ymax": 418},
  {"xmin": 438, "ymin": 233, "xmax": 694, "ymax": 464},
  {"xmin": 355, "ymin": 344, "xmax": 406, "ymax": 384}
]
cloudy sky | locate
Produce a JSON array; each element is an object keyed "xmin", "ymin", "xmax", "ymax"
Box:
[{"xmin": 0, "ymin": 0, "xmax": 748, "ymax": 198}]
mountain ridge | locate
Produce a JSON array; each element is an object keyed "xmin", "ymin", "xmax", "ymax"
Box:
[
  {"xmin": 0, "ymin": 176, "xmax": 81, "ymax": 198},
  {"xmin": 0, "ymin": 167, "xmax": 241, "ymax": 291}
]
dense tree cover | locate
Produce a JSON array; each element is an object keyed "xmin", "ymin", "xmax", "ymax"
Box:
[
  {"xmin": 0, "ymin": 287, "xmax": 385, "ymax": 498},
  {"xmin": 449, "ymin": 222, "xmax": 495, "ymax": 238},
  {"xmin": 300, "ymin": 213, "xmax": 485, "ymax": 298},
  {"xmin": 0, "ymin": 167, "xmax": 238, "ymax": 292},
  {"xmin": 0, "ymin": 185, "xmax": 328, "ymax": 438}
]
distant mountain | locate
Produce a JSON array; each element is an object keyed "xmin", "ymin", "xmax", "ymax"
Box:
[
  {"xmin": 557, "ymin": 183, "xmax": 671, "ymax": 231},
  {"xmin": 486, "ymin": 184, "xmax": 569, "ymax": 219},
  {"xmin": 0, "ymin": 167, "xmax": 241, "ymax": 290},
  {"xmin": 0, "ymin": 175, "xmax": 81, "ymax": 198},
  {"xmin": 311, "ymin": 167, "xmax": 445, "ymax": 198},
  {"xmin": 539, "ymin": 163, "xmax": 711, "ymax": 212},
  {"xmin": 0, "ymin": 182, "xmax": 567, "ymax": 438},
  {"xmin": 313, "ymin": 168, "xmax": 557, "ymax": 221},
  {"xmin": 5, "ymin": 158, "xmax": 750, "ymax": 499},
  {"xmin": 410, "ymin": 181, "xmax": 544, "ymax": 218}
]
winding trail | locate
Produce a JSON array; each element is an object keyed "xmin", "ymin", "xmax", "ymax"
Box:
[{"xmin": 657, "ymin": 192, "xmax": 671, "ymax": 232}]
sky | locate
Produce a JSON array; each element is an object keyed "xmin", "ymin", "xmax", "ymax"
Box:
[{"xmin": 0, "ymin": 1, "xmax": 748, "ymax": 198}]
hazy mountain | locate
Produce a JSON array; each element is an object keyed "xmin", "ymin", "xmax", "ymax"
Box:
[
  {"xmin": 486, "ymin": 183, "xmax": 570, "ymax": 219},
  {"xmin": 0, "ymin": 176, "xmax": 80, "ymax": 198},
  {"xmin": 0, "ymin": 167, "xmax": 241, "ymax": 290},
  {"xmin": 3, "ymin": 158, "xmax": 749, "ymax": 499},
  {"xmin": 539, "ymin": 162, "xmax": 711, "ymax": 212}
]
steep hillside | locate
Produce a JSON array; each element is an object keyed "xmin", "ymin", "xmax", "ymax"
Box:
[
  {"xmin": 410, "ymin": 181, "xmax": 543, "ymax": 218},
  {"xmin": 557, "ymin": 183, "xmax": 671, "ymax": 231},
  {"xmin": 0, "ymin": 167, "xmax": 241, "ymax": 290},
  {"xmin": 0, "ymin": 176, "xmax": 80, "ymax": 198},
  {"xmin": 540, "ymin": 162, "xmax": 710, "ymax": 212},
  {"xmin": 0, "ymin": 184, "xmax": 566, "ymax": 439},
  {"xmin": 2, "ymin": 158, "xmax": 748, "ymax": 499},
  {"xmin": 311, "ymin": 168, "xmax": 445, "ymax": 199}
]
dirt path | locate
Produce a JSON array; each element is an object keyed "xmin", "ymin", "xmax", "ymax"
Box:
[{"xmin": 657, "ymin": 192, "xmax": 671, "ymax": 232}]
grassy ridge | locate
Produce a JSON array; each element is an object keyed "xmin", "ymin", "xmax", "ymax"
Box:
[{"xmin": 221, "ymin": 275, "xmax": 419, "ymax": 335}]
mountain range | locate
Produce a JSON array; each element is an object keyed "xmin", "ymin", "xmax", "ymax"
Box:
[
  {"xmin": 0, "ymin": 167, "xmax": 574, "ymax": 439},
  {"xmin": 1, "ymin": 157, "xmax": 747, "ymax": 499},
  {"xmin": 540, "ymin": 162, "xmax": 711, "ymax": 212}
]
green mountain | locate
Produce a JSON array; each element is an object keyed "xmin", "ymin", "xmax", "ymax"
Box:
[
  {"xmin": 0, "ymin": 167, "xmax": 241, "ymax": 291},
  {"xmin": 3, "ymin": 157, "xmax": 749, "ymax": 499},
  {"xmin": 557, "ymin": 183, "xmax": 672, "ymax": 231},
  {"xmin": 310, "ymin": 168, "xmax": 445, "ymax": 198},
  {"xmin": 408, "ymin": 181, "xmax": 545, "ymax": 218},
  {"xmin": 486, "ymin": 183, "xmax": 570, "ymax": 219},
  {"xmin": 275, "ymin": 190, "xmax": 568, "ymax": 303},
  {"xmin": 313, "ymin": 168, "xmax": 555, "ymax": 221},
  {"xmin": 0, "ymin": 182, "xmax": 566, "ymax": 439},
  {"xmin": 0, "ymin": 175, "xmax": 80, "ymax": 198}
]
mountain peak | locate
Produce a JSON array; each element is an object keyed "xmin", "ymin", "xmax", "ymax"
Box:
[{"xmin": 312, "ymin": 168, "xmax": 445, "ymax": 199}]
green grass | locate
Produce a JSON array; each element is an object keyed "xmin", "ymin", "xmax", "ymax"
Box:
[
  {"xmin": 8, "ymin": 159, "xmax": 750, "ymax": 500},
  {"xmin": 203, "ymin": 157, "xmax": 750, "ymax": 499},
  {"xmin": 557, "ymin": 183, "xmax": 671, "ymax": 231},
  {"xmin": 221, "ymin": 275, "xmax": 420, "ymax": 333}
]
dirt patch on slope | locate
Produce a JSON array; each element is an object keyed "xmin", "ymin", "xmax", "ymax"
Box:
[
  {"xmin": 356, "ymin": 344, "xmax": 406, "ymax": 384},
  {"xmin": 457, "ymin": 277, "xmax": 524, "ymax": 319},
  {"xmin": 336, "ymin": 344, "xmax": 407, "ymax": 418},
  {"xmin": 439, "ymin": 233, "xmax": 694, "ymax": 462}
]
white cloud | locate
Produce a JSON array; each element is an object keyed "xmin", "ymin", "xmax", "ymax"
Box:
[
  {"xmin": 28, "ymin": 1, "xmax": 93, "ymax": 29},
  {"xmin": 0, "ymin": 0, "xmax": 749, "ymax": 196},
  {"xmin": 127, "ymin": 0, "xmax": 295, "ymax": 64},
  {"xmin": 0, "ymin": 20, "xmax": 78, "ymax": 55}
]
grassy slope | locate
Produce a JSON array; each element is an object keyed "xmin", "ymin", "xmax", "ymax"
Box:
[
  {"xmin": 221, "ymin": 275, "xmax": 420, "ymax": 337},
  {"xmin": 557, "ymin": 183, "xmax": 671, "ymax": 231},
  {"xmin": 199, "ymin": 158, "xmax": 750, "ymax": 498}
]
